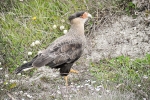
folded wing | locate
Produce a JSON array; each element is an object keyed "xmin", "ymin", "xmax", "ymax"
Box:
[{"xmin": 32, "ymin": 40, "xmax": 83, "ymax": 68}]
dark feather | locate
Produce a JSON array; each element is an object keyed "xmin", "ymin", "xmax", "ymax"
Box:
[
  {"xmin": 59, "ymin": 63, "xmax": 74, "ymax": 76},
  {"xmin": 15, "ymin": 55, "xmax": 38, "ymax": 74},
  {"xmin": 68, "ymin": 11, "xmax": 85, "ymax": 21},
  {"xmin": 33, "ymin": 42, "xmax": 82, "ymax": 69}
]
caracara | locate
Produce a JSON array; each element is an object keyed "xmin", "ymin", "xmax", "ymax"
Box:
[{"xmin": 15, "ymin": 11, "xmax": 92, "ymax": 86}]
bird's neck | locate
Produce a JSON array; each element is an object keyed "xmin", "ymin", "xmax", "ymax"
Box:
[{"xmin": 69, "ymin": 23, "xmax": 85, "ymax": 36}]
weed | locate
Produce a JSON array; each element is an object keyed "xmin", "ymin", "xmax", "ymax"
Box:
[{"xmin": 90, "ymin": 54, "xmax": 150, "ymax": 99}]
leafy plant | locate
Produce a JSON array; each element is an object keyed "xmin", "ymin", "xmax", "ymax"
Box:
[
  {"xmin": 125, "ymin": 2, "xmax": 136, "ymax": 15},
  {"xmin": 115, "ymin": 0, "xmax": 137, "ymax": 16}
]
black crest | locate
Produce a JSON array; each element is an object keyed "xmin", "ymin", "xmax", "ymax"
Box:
[{"xmin": 68, "ymin": 11, "xmax": 85, "ymax": 21}]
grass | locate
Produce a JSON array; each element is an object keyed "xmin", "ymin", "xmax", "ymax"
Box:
[
  {"xmin": 0, "ymin": 0, "xmax": 150, "ymax": 100},
  {"xmin": 0, "ymin": 0, "xmax": 137, "ymax": 72},
  {"xmin": 90, "ymin": 54, "xmax": 150, "ymax": 99},
  {"xmin": 0, "ymin": 0, "xmax": 89, "ymax": 72}
]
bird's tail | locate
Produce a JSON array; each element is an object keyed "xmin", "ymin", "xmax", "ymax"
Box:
[{"xmin": 15, "ymin": 55, "xmax": 38, "ymax": 74}]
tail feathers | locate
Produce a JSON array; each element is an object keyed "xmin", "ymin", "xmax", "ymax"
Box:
[
  {"xmin": 15, "ymin": 61, "xmax": 33, "ymax": 74},
  {"xmin": 15, "ymin": 55, "xmax": 38, "ymax": 74}
]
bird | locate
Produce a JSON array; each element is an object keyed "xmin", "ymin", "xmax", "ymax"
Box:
[{"xmin": 15, "ymin": 11, "xmax": 92, "ymax": 86}]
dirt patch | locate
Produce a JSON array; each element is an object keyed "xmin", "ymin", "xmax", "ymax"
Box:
[{"xmin": 88, "ymin": 13, "xmax": 150, "ymax": 62}]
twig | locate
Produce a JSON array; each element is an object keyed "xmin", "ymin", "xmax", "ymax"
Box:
[{"xmin": 7, "ymin": 92, "xmax": 16, "ymax": 100}]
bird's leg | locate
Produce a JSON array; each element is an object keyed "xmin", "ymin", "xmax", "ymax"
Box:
[
  {"xmin": 70, "ymin": 68, "xmax": 79, "ymax": 74},
  {"xmin": 64, "ymin": 69, "xmax": 78, "ymax": 86},
  {"xmin": 64, "ymin": 76, "xmax": 68, "ymax": 86}
]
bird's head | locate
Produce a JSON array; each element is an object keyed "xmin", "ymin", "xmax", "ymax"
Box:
[{"xmin": 68, "ymin": 11, "xmax": 92, "ymax": 25}]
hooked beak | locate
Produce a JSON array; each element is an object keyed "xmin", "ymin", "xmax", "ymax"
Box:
[{"xmin": 87, "ymin": 13, "xmax": 92, "ymax": 18}]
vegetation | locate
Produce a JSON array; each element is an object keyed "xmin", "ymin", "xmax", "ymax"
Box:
[
  {"xmin": 0, "ymin": 0, "xmax": 88, "ymax": 72},
  {"xmin": 0, "ymin": 0, "xmax": 149, "ymax": 100},
  {"xmin": 90, "ymin": 54, "xmax": 150, "ymax": 99},
  {"xmin": 0, "ymin": 0, "xmax": 140, "ymax": 72}
]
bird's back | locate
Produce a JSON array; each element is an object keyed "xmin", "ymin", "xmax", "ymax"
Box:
[{"xmin": 32, "ymin": 33, "xmax": 86, "ymax": 68}]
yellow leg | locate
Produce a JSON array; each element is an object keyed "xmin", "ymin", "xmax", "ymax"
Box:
[
  {"xmin": 64, "ymin": 69, "xmax": 78, "ymax": 86},
  {"xmin": 64, "ymin": 76, "xmax": 68, "ymax": 86},
  {"xmin": 70, "ymin": 68, "xmax": 79, "ymax": 74}
]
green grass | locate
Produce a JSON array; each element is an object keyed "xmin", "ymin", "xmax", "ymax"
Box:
[
  {"xmin": 0, "ymin": 0, "xmax": 89, "ymax": 72},
  {"xmin": 0, "ymin": 0, "xmax": 137, "ymax": 72},
  {"xmin": 90, "ymin": 54, "xmax": 150, "ymax": 99}
]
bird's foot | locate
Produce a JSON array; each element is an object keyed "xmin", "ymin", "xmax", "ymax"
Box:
[{"xmin": 70, "ymin": 69, "xmax": 79, "ymax": 74}]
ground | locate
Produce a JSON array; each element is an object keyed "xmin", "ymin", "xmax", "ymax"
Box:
[
  {"xmin": 1, "ymin": 7, "xmax": 150, "ymax": 100},
  {"xmin": 1, "ymin": 59, "xmax": 136, "ymax": 100},
  {"xmin": 88, "ymin": 14, "xmax": 150, "ymax": 62}
]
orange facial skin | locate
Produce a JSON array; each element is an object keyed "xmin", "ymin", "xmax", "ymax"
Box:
[{"xmin": 81, "ymin": 12, "xmax": 88, "ymax": 19}]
